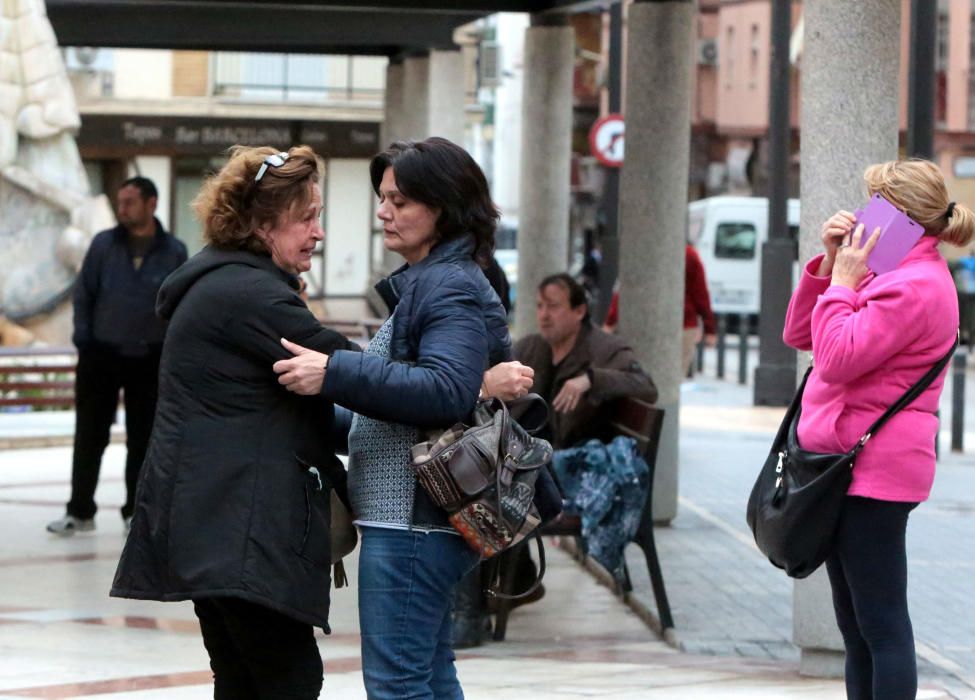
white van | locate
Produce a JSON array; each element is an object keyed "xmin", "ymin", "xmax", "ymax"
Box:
[{"xmin": 689, "ymin": 196, "xmax": 800, "ymax": 318}]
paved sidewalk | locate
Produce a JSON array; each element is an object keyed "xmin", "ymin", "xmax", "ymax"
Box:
[
  {"xmin": 0, "ymin": 443, "xmax": 955, "ymax": 698},
  {"xmin": 619, "ymin": 366, "xmax": 975, "ymax": 700}
]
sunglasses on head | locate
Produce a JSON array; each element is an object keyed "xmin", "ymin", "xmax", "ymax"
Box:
[{"xmin": 255, "ymin": 152, "xmax": 289, "ymax": 182}]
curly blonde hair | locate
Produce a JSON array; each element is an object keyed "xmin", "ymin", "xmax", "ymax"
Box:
[
  {"xmin": 193, "ymin": 145, "xmax": 323, "ymax": 254},
  {"xmin": 863, "ymin": 159, "xmax": 974, "ymax": 247}
]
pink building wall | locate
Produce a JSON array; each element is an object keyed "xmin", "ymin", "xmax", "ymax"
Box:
[
  {"xmin": 708, "ymin": 0, "xmax": 971, "ymax": 136},
  {"xmin": 715, "ymin": 1, "xmax": 771, "ymax": 134},
  {"xmin": 947, "ymin": 0, "xmax": 972, "ymax": 133}
]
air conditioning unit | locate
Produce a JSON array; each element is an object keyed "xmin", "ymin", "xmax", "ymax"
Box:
[
  {"xmin": 698, "ymin": 38, "xmax": 718, "ymax": 66},
  {"xmin": 478, "ymin": 41, "xmax": 501, "ymax": 88}
]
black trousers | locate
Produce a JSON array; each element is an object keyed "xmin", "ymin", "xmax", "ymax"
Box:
[
  {"xmin": 825, "ymin": 496, "xmax": 919, "ymax": 700},
  {"xmin": 67, "ymin": 347, "xmax": 160, "ymax": 520},
  {"xmin": 193, "ymin": 597, "xmax": 323, "ymax": 700}
]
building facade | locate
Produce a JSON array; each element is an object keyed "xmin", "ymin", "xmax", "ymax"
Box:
[{"xmin": 64, "ymin": 47, "xmax": 386, "ymax": 300}]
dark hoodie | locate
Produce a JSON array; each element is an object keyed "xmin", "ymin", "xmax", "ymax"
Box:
[{"xmin": 110, "ymin": 247, "xmax": 357, "ymax": 630}]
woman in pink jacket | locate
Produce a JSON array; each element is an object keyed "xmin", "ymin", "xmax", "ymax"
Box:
[{"xmin": 783, "ymin": 160, "xmax": 974, "ymax": 700}]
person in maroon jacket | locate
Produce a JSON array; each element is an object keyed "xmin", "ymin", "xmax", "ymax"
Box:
[
  {"xmin": 603, "ymin": 244, "xmax": 716, "ymax": 378},
  {"xmin": 682, "ymin": 243, "xmax": 717, "ymax": 376}
]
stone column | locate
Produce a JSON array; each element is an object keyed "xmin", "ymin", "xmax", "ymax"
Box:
[
  {"xmin": 382, "ymin": 59, "xmax": 405, "ymax": 147},
  {"xmin": 795, "ymin": 0, "xmax": 902, "ymax": 676},
  {"xmin": 401, "ymin": 54, "xmax": 431, "ymax": 140},
  {"xmin": 617, "ymin": 0, "xmax": 694, "ymax": 524},
  {"xmin": 513, "ymin": 16, "xmax": 574, "ymax": 337},
  {"xmin": 379, "ymin": 60, "xmax": 407, "ymax": 274},
  {"xmin": 428, "ymin": 49, "xmax": 466, "ymax": 146}
]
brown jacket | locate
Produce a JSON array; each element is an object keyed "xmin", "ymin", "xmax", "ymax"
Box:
[{"xmin": 514, "ymin": 325, "xmax": 657, "ymax": 449}]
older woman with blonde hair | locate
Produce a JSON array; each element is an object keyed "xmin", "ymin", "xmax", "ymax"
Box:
[
  {"xmin": 111, "ymin": 145, "xmax": 359, "ymax": 699},
  {"xmin": 783, "ymin": 159, "xmax": 974, "ymax": 700}
]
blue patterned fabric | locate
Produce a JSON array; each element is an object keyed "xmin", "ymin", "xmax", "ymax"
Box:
[
  {"xmin": 347, "ymin": 312, "xmax": 418, "ymax": 526},
  {"xmin": 552, "ymin": 437, "xmax": 650, "ymax": 580}
]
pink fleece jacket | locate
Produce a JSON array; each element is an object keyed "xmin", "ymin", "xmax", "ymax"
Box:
[{"xmin": 782, "ymin": 237, "xmax": 958, "ymax": 503}]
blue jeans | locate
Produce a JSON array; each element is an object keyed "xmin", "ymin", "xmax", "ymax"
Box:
[{"xmin": 358, "ymin": 526, "xmax": 480, "ymax": 700}]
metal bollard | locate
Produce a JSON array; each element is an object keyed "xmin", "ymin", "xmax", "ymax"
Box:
[
  {"xmin": 952, "ymin": 351, "xmax": 966, "ymax": 453},
  {"xmin": 716, "ymin": 315, "xmax": 727, "ymax": 379},
  {"xmin": 738, "ymin": 314, "xmax": 748, "ymax": 385}
]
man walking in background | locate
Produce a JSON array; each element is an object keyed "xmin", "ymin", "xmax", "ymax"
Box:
[{"xmin": 47, "ymin": 177, "xmax": 187, "ymax": 536}]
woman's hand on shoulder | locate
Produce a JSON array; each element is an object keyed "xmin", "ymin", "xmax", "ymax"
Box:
[
  {"xmin": 817, "ymin": 210, "xmax": 857, "ymax": 276},
  {"xmin": 481, "ymin": 361, "xmax": 534, "ymax": 401},
  {"xmin": 831, "ymin": 224, "xmax": 881, "ymax": 290},
  {"xmin": 273, "ymin": 338, "xmax": 330, "ymax": 395}
]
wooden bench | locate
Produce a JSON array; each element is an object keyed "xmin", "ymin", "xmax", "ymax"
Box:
[
  {"xmin": 0, "ymin": 347, "xmax": 78, "ymax": 410},
  {"xmin": 491, "ymin": 397, "xmax": 674, "ymax": 641}
]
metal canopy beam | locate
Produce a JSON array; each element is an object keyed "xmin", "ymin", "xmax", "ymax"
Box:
[
  {"xmin": 47, "ymin": 0, "xmax": 602, "ymax": 53},
  {"xmin": 46, "ymin": 1, "xmax": 483, "ymax": 54}
]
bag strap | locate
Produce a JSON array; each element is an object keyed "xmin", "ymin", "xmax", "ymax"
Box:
[
  {"xmin": 853, "ymin": 332, "xmax": 959, "ymax": 454},
  {"xmin": 486, "ymin": 531, "xmax": 547, "ymax": 600},
  {"xmin": 484, "ymin": 397, "xmax": 548, "ymax": 600}
]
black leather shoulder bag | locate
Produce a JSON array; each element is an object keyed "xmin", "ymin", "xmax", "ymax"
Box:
[{"xmin": 746, "ymin": 335, "xmax": 957, "ymax": 578}]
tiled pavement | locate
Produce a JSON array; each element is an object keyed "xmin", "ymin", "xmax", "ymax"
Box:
[
  {"xmin": 0, "ymin": 441, "xmax": 915, "ymax": 699},
  {"xmin": 623, "ymin": 368, "xmax": 975, "ymax": 700}
]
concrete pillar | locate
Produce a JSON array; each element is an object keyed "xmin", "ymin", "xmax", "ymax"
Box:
[
  {"xmin": 513, "ymin": 17, "xmax": 574, "ymax": 337},
  {"xmin": 795, "ymin": 0, "xmax": 902, "ymax": 676},
  {"xmin": 617, "ymin": 0, "xmax": 694, "ymax": 524},
  {"xmin": 428, "ymin": 49, "xmax": 466, "ymax": 146},
  {"xmin": 382, "ymin": 60, "xmax": 405, "ymax": 146},
  {"xmin": 380, "ymin": 60, "xmax": 407, "ymax": 274},
  {"xmin": 397, "ymin": 51, "xmax": 465, "ymax": 145},
  {"xmin": 401, "ymin": 54, "xmax": 431, "ymax": 141}
]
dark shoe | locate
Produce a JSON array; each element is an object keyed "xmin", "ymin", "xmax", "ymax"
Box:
[
  {"xmin": 452, "ymin": 567, "xmax": 487, "ymax": 649},
  {"xmin": 452, "ymin": 611, "xmax": 488, "ymax": 649}
]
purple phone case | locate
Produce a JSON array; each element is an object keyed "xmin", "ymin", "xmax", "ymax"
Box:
[{"xmin": 852, "ymin": 194, "xmax": 924, "ymax": 275}]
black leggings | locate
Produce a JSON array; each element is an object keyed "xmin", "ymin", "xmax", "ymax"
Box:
[
  {"xmin": 825, "ymin": 496, "xmax": 919, "ymax": 700},
  {"xmin": 193, "ymin": 597, "xmax": 323, "ymax": 700}
]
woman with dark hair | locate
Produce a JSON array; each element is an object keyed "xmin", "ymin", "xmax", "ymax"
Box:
[{"xmin": 274, "ymin": 137, "xmax": 531, "ymax": 699}]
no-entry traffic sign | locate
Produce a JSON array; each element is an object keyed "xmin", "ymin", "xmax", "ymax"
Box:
[{"xmin": 589, "ymin": 114, "xmax": 624, "ymax": 168}]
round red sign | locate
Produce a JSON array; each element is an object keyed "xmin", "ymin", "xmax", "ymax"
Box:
[{"xmin": 589, "ymin": 114, "xmax": 625, "ymax": 168}]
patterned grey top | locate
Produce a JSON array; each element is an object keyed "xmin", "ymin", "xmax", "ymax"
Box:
[{"xmin": 346, "ymin": 313, "xmax": 419, "ymax": 527}]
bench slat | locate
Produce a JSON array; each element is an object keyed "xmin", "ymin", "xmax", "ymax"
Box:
[
  {"xmin": 0, "ymin": 382, "xmax": 75, "ymax": 392},
  {"xmin": 0, "ymin": 396, "xmax": 75, "ymax": 408}
]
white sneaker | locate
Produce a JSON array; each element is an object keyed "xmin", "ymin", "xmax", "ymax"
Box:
[{"xmin": 46, "ymin": 515, "xmax": 95, "ymax": 536}]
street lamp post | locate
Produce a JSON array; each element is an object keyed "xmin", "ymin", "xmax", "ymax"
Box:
[{"xmin": 753, "ymin": 0, "xmax": 797, "ymax": 406}]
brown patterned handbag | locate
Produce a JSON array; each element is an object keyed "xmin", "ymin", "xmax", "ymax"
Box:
[{"xmin": 411, "ymin": 396, "xmax": 553, "ymax": 595}]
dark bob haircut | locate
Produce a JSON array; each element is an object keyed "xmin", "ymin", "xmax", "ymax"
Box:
[{"xmin": 369, "ymin": 137, "xmax": 499, "ymax": 265}]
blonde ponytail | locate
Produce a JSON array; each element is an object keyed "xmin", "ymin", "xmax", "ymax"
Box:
[{"xmin": 941, "ymin": 201, "xmax": 975, "ymax": 248}]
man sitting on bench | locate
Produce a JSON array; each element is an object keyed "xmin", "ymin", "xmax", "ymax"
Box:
[{"xmin": 514, "ymin": 271, "xmax": 658, "ymax": 590}]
